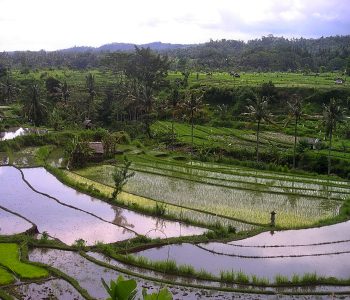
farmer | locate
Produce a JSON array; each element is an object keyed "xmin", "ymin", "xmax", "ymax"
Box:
[{"xmin": 270, "ymin": 211, "xmax": 276, "ymax": 227}]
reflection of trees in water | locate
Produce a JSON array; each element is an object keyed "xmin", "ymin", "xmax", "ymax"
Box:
[{"xmin": 111, "ymin": 206, "xmax": 133, "ymax": 229}]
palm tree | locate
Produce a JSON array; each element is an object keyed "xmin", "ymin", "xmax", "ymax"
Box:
[
  {"xmin": 287, "ymin": 94, "xmax": 303, "ymax": 169},
  {"xmin": 23, "ymin": 84, "xmax": 47, "ymax": 126},
  {"xmin": 323, "ymin": 98, "xmax": 345, "ymax": 175},
  {"xmin": 85, "ymin": 73, "xmax": 96, "ymax": 119},
  {"xmin": 246, "ymin": 95, "xmax": 271, "ymax": 163},
  {"xmin": 54, "ymin": 80, "xmax": 70, "ymax": 104},
  {"xmin": 168, "ymin": 85, "xmax": 181, "ymax": 147},
  {"xmin": 0, "ymin": 75, "xmax": 19, "ymax": 103},
  {"xmin": 182, "ymin": 92, "xmax": 204, "ymax": 154}
]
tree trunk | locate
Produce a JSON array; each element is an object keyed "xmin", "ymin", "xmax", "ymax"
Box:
[
  {"xmin": 293, "ymin": 117, "xmax": 298, "ymax": 169},
  {"xmin": 256, "ymin": 120, "xmax": 260, "ymax": 163},
  {"xmin": 172, "ymin": 110, "xmax": 175, "ymax": 148},
  {"xmin": 191, "ymin": 109, "xmax": 194, "ymax": 155},
  {"xmin": 328, "ymin": 128, "xmax": 333, "ymax": 176}
]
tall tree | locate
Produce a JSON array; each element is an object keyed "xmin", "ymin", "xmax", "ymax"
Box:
[
  {"xmin": 182, "ymin": 92, "xmax": 204, "ymax": 154},
  {"xmin": 323, "ymin": 98, "xmax": 345, "ymax": 175},
  {"xmin": 22, "ymin": 84, "xmax": 47, "ymax": 126},
  {"xmin": 85, "ymin": 73, "xmax": 96, "ymax": 119},
  {"xmin": 168, "ymin": 84, "xmax": 182, "ymax": 147},
  {"xmin": 125, "ymin": 47, "xmax": 169, "ymax": 137},
  {"xmin": 0, "ymin": 75, "xmax": 18, "ymax": 103},
  {"xmin": 246, "ymin": 95, "xmax": 271, "ymax": 163},
  {"xmin": 287, "ymin": 94, "xmax": 303, "ymax": 169},
  {"xmin": 54, "ymin": 80, "xmax": 70, "ymax": 104}
]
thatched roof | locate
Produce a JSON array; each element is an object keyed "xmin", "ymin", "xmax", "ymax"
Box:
[
  {"xmin": 88, "ymin": 142, "xmax": 104, "ymax": 154},
  {"xmin": 83, "ymin": 119, "xmax": 92, "ymax": 126}
]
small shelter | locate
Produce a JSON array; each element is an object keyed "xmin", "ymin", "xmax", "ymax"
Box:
[
  {"xmin": 83, "ymin": 119, "xmax": 93, "ymax": 129},
  {"xmin": 88, "ymin": 142, "xmax": 104, "ymax": 161},
  {"xmin": 335, "ymin": 78, "xmax": 345, "ymax": 84},
  {"xmin": 304, "ymin": 138, "xmax": 321, "ymax": 150}
]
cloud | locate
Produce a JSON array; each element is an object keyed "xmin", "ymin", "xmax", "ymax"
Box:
[{"xmin": 0, "ymin": 0, "xmax": 349, "ymax": 51}]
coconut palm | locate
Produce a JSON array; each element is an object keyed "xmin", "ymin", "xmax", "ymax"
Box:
[
  {"xmin": 246, "ymin": 95, "xmax": 271, "ymax": 163},
  {"xmin": 182, "ymin": 92, "xmax": 204, "ymax": 154},
  {"xmin": 54, "ymin": 80, "xmax": 70, "ymax": 104},
  {"xmin": 0, "ymin": 75, "xmax": 19, "ymax": 103},
  {"xmin": 85, "ymin": 73, "xmax": 96, "ymax": 119},
  {"xmin": 22, "ymin": 84, "xmax": 47, "ymax": 126},
  {"xmin": 168, "ymin": 85, "xmax": 181, "ymax": 147},
  {"xmin": 287, "ymin": 94, "xmax": 303, "ymax": 169},
  {"xmin": 323, "ymin": 98, "xmax": 345, "ymax": 175}
]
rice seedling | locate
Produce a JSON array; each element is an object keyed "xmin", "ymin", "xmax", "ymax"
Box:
[
  {"xmin": 76, "ymin": 163, "xmax": 342, "ymax": 227},
  {"xmin": 236, "ymin": 270, "xmax": 250, "ymax": 284},
  {"xmin": 275, "ymin": 274, "xmax": 289, "ymax": 285},
  {"xmin": 197, "ymin": 268, "xmax": 215, "ymax": 280},
  {"xmin": 301, "ymin": 272, "xmax": 318, "ymax": 284},
  {"xmin": 0, "ymin": 244, "xmax": 48, "ymax": 279},
  {"xmin": 220, "ymin": 270, "xmax": 235, "ymax": 282},
  {"xmin": 0, "ymin": 267, "xmax": 14, "ymax": 285},
  {"xmin": 291, "ymin": 274, "xmax": 300, "ymax": 284},
  {"xmin": 68, "ymin": 168, "xmax": 257, "ymax": 231}
]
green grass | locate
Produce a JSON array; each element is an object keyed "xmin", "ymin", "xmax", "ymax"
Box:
[
  {"xmin": 0, "ymin": 243, "xmax": 48, "ymax": 280},
  {"xmin": 11, "ymin": 69, "xmax": 349, "ymax": 91},
  {"xmin": 0, "ymin": 267, "xmax": 14, "ymax": 285},
  {"xmin": 77, "ymin": 163, "xmax": 342, "ymax": 228}
]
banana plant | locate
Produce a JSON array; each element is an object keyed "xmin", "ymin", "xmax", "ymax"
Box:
[{"xmin": 101, "ymin": 275, "xmax": 137, "ymax": 300}]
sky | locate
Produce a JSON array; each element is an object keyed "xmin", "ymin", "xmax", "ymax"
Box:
[{"xmin": 0, "ymin": 0, "xmax": 350, "ymax": 51}]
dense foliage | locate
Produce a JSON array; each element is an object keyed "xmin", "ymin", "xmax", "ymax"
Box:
[{"xmin": 0, "ymin": 35, "xmax": 349, "ymax": 72}]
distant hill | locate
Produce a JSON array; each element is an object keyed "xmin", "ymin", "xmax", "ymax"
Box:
[
  {"xmin": 60, "ymin": 42, "xmax": 193, "ymax": 53},
  {"xmin": 1, "ymin": 35, "xmax": 349, "ymax": 72}
]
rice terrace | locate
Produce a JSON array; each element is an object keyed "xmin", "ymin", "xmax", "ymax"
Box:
[{"xmin": 1, "ymin": 1, "xmax": 350, "ymax": 299}]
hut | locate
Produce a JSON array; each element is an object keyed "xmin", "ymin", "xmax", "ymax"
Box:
[
  {"xmin": 83, "ymin": 119, "xmax": 93, "ymax": 129},
  {"xmin": 335, "ymin": 78, "xmax": 345, "ymax": 84},
  {"xmin": 88, "ymin": 142, "xmax": 104, "ymax": 161},
  {"xmin": 304, "ymin": 138, "xmax": 321, "ymax": 150}
]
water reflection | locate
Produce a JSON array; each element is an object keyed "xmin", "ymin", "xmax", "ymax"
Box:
[
  {"xmin": 22, "ymin": 167, "xmax": 206, "ymax": 238},
  {"xmin": 0, "ymin": 208, "xmax": 32, "ymax": 235},
  {"xmin": 136, "ymin": 242, "xmax": 350, "ymax": 280},
  {"xmin": 0, "ymin": 127, "xmax": 47, "ymax": 141},
  {"xmin": 0, "ymin": 166, "xmax": 135, "ymax": 245}
]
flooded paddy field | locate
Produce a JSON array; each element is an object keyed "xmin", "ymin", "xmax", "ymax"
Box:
[
  {"xmin": 1, "ymin": 147, "xmax": 350, "ymax": 298},
  {"xmin": 77, "ymin": 163, "xmax": 342, "ymax": 227},
  {"xmin": 22, "ymin": 167, "xmax": 206, "ymax": 238},
  {"xmin": 0, "ymin": 127, "xmax": 47, "ymax": 141},
  {"xmin": 5, "ymin": 279, "xmax": 84, "ymax": 300},
  {"xmin": 0, "ymin": 166, "xmax": 135, "ymax": 245},
  {"xmin": 29, "ymin": 248, "xmax": 347, "ymax": 299},
  {"xmin": 0, "ymin": 208, "xmax": 33, "ymax": 235},
  {"xmin": 135, "ymin": 242, "xmax": 350, "ymax": 280}
]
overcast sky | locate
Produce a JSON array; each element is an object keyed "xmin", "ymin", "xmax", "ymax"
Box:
[{"xmin": 1, "ymin": 0, "xmax": 349, "ymax": 51}]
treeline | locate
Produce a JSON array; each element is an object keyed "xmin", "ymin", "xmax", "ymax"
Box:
[
  {"xmin": 1, "ymin": 35, "xmax": 350, "ymax": 72},
  {"xmin": 167, "ymin": 35, "xmax": 350, "ymax": 72}
]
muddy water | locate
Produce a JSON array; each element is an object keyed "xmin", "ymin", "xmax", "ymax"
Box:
[
  {"xmin": 29, "ymin": 249, "xmax": 339, "ymax": 300},
  {"xmin": 228, "ymin": 221, "xmax": 350, "ymax": 246},
  {"xmin": 0, "ymin": 166, "xmax": 135, "ymax": 245},
  {"xmin": 8, "ymin": 279, "xmax": 84, "ymax": 300},
  {"xmin": 0, "ymin": 208, "xmax": 32, "ymax": 235},
  {"xmin": 22, "ymin": 167, "xmax": 206, "ymax": 238},
  {"xmin": 136, "ymin": 243, "xmax": 350, "ymax": 280}
]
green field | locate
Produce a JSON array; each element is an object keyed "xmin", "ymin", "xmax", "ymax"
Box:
[
  {"xmin": 76, "ymin": 151, "xmax": 349, "ymax": 228},
  {"xmin": 0, "ymin": 244, "xmax": 48, "ymax": 281},
  {"xmin": 9, "ymin": 69, "xmax": 349, "ymax": 90}
]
